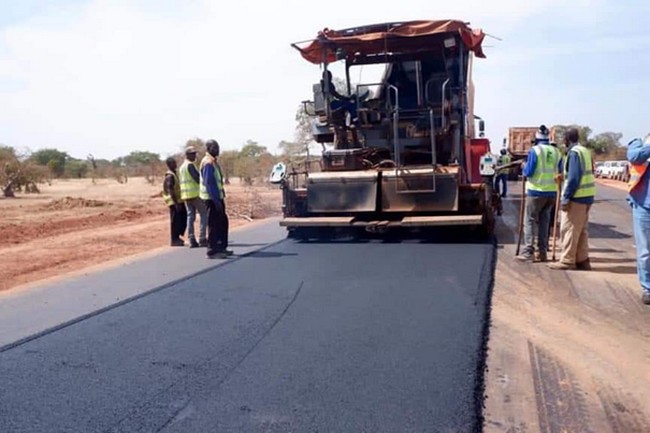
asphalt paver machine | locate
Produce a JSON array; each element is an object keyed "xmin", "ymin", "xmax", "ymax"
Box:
[{"xmin": 271, "ymin": 20, "xmax": 500, "ymax": 238}]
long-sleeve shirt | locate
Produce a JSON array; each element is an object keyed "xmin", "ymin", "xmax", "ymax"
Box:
[
  {"xmin": 522, "ymin": 145, "xmax": 562, "ymax": 197},
  {"xmin": 201, "ymin": 162, "xmax": 222, "ymax": 203},
  {"xmin": 627, "ymin": 138, "xmax": 650, "ymax": 208},
  {"xmin": 188, "ymin": 163, "xmax": 200, "ymax": 184},
  {"xmin": 562, "ymin": 145, "xmax": 594, "ymax": 205},
  {"xmin": 163, "ymin": 172, "xmax": 180, "ymax": 204}
]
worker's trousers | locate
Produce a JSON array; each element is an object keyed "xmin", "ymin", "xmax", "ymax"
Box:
[
  {"xmin": 523, "ymin": 195, "xmax": 555, "ymax": 256},
  {"xmin": 204, "ymin": 199, "xmax": 229, "ymax": 254},
  {"xmin": 185, "ymin": 198, "xmax": 207, "ymax": 242},
  {"xmin": 632, "ymin": 203, "xmax": 650, "ymax": 292},
  {"xmin": 559, "ymin": 202, "xmax": 591, "ymax": 265},
  {"xmin": 168, "ymin": 204, "xmax": 187, "ymax": 242},
  {"xmin": 494, "ymin": 174, "xmax": 508, "ymax": 197}
]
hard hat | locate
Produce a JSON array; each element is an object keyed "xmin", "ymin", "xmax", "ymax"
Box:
[
  {"xmin": 535, "ymin": 124, "xmax": 550, "ymax": 142},
  {"xmin": 185, "ymin": 146, "xmax": 197, "ymax": 155}
]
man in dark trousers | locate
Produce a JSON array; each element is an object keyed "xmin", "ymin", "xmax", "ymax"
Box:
[
  {"xmin": 162, "ymin": 157, "xmax": 187, "ymax": 246},
  {"xmin": 199, "ymin": 139, "xmax": 232, "ymax": 259}
]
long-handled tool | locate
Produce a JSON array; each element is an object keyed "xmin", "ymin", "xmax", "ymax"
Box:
[
  {"xmin": 551, "ymin": 179, "xmax": 562, "ymax": 261},
  {"xmin": 515, "ymin": 177, "xmax": 526, "ymax": 256}
]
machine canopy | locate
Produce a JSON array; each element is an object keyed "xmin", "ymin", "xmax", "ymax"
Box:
[{"xmin": 294, "ymin": 20, "xmax": 486, "ymax": 64}]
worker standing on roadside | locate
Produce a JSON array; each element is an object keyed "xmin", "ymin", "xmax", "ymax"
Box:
[
  {"xmin": 516, "ymin": 125, "xmax": 561, "ymax": 263},
  {"xmin": 200, "ymin": 139, "xmax": 233, "ymax": 259},
  {"xmin": 549, "ymin": 128, "xmax": 595, "ymax": 270},
  {"xmin": 495, "ymin": 148, "xmax": 511, "ymax": 198},
  {"xmin": 626, "ymin": 135, "xmax": 650, "ymax": 304},
  {"xmin": 162, "ymin": 157, "xmax": 187, "ymax": 247},
  {"xmin": 179, "ymin": 146, "xmax": 207, "ymax": 248}
]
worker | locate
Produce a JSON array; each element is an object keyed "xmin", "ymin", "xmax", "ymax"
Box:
[
  {"xmin": 547, "ymin": 141, "xmax": 561, "ymax": 238},
  {"xmin": 200, "ymin": 139, "xmax": 232, "ymax": 259},
  {"xmin": 549, "ymin": 128, "xmax": 595, "ymax": 270},
  {"xmin": 516, "ymin": 125, "xmax": 562, "ymax": 263},
  {"xmin": 495, "ymin": 148, "xmax": 511, "ymax": 198},
  {"xmin": 626, "ymin": 135, "xmax": 650, "ymax": 304},
  {"xmin": 179, "ymin": 146, "xmax": 207, "ymax": 248},
  {"xmin": 162, "ymin": 157, "xmax": 187, "ymax": 247}
]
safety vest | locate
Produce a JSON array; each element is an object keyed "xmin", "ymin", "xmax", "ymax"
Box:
[
  {"xmin": 564, "ymin": 144, "xmax": 596, "ymax": 198},
  {"xmin": 179, "ymin": 160, "xmax": 200, "ymax": 200},
  {"xmin": 162, "ymin": 170, "xmax": 181, "ymax": 206},
  {"xmin": 498, "ymin": 154, "xmax": 511, "ymax": 173},
  {"xmin": 199, "ymin": 155, "xmax": 225, "ymax": 201},
  {"xmin": 628, "ymin": 161, "xmax": 649, "ymax": 192},
  {"xmin": 526, "ymin": 145, "xmax": 561, "ymax": 193}
]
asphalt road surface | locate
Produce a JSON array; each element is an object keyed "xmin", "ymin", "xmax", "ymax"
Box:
[{"xmin": 0, "ymin": 235, "xmax": 496, "ymax": 432}]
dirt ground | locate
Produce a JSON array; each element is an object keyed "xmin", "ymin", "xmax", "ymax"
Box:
[
  {"xmin": 0, "ymin": 177, "xmax": 281, "ymax": 292},
  {"xmin": 484, "ymin": 179, "xmax": 650, "ymax": 432}
]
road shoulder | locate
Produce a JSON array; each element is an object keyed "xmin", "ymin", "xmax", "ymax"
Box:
[{"xmin": 484, "ymin": 183, "xmax": 650, "ymax": 432}]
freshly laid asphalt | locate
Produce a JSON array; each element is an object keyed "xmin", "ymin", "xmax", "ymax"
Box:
[{"xmin": 0, "ymin": 234, "xmax": 495, "ymax": 433}]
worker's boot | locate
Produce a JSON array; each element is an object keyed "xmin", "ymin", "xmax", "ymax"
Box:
[
  {"xmin": 548, "ymin": 261, "xmax": 576, "ymax": 270},
  {"xmin": 170, "ymin": 239, "xmax": 184, "ymax": 247},
  {"xmin": 538, "ymin": 252, "xmax": 548, "ymax": 263},
  {"xmin": 189, "ymin": 238, "xmax": 199, "ymax": 248},
  {"xmin": 642, "ymin": 291, "xmax": 650, "ymax": 305},
  {"xmin": 575, "ymin": 259, "xmax": 592, "ymax": 271},
  {"xmin": 199, "ymin": 239, "xmax": 208, "ymax": 248},
  {"xmin": 515, "ymin": 251, "xmax": 534, "ymax": 262}
]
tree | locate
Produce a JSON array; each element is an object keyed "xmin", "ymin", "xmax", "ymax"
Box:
[
  {"xmin": 65, "ymin": 159, "xmax": 89, "ymax": 179},
  {"xmin": 1, "ymin": 145, "xmax": 49, "ymax": 197},
  {"xmin": 279, "ymin": 140, "xmax": 307, "ymax": 164},
  {"xmin": 30, "ymin": 148, "xmax": 68, "ymax": 178},
  {"xmin": 218, "ymin": 150, "xmax": 238, "ymax": 184},
  {"xmin": 589, "ymin": 132, "xmax": 623, "ymax": 155},
  {"xmin": 239, "ymin": 140, "xmax": 268, "ymax": 158}
]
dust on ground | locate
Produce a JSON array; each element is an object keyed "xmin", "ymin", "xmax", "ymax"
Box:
[
  {"xmin": 484, "ymin": 182, "xmax": 650, "ymax": 433},
  {"xmin": 0, "ymin": 177, "xmax": 281, "ymax": 292}
]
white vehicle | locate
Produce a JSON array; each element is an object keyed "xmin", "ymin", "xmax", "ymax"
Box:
[
  {"xmin": 599, "ymin": 161, "xmax": 617, "ymax": 179},
  {"xmin": 594, "ymin": 161, "xmax": 604, "ymax": 178},
  {"xmin": 612, "ymin": 160, "xmax": 629, "ymax": 182}
]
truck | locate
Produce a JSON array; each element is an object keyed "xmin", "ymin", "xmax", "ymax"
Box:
[
  {"xmin": 506, "ymin": 126, "xmax": 563, "ymax": 179},
  {"xmin": 271, "ymin": 20, "xmax": 499, "ymax": 238}
]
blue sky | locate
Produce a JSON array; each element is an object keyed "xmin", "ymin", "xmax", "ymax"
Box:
[{"xmin": 0, "ymin": 0, "xmax": 648, "ymax": 159}]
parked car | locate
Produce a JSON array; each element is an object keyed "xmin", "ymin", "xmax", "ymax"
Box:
[
  {"xmin": 594, "ymin": 161, "xmax": 604, "ymax": 178},
  {"xmin": 599, "ymin": 161, "xmax": 617, "ymax": 179},
  {"xmin": 613, "ymin": 160, "xmax": 630, "ymax": 182}
]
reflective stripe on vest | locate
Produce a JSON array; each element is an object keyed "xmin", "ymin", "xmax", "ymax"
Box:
[
  {"xmin": 527, "ymin": 145, "xmax": 560, "ymax": 193},
  {"xmin": 628, "ymin": 161, "xmax": 649, "ymax": 192},
  {"xmin": 564, "ymin": 145, "xmax": 596, "ymax": 198},
  {"xmin": 162, "ymin": 170, "xmax": 181, "ymax": 206},
  {"xmin": 199, "ymin": 156, "xmax": 225, "ymax": 201},
  {"xmin": 179, "ymin": 160, "xmax": 200, "ymax": 200}
]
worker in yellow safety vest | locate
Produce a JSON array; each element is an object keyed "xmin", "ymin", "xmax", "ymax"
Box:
[
  {"xmin": 179, "ymin": 146, "xmax": 207, "ymax": 248},
  {"xmin": 495, "ymin": 148, "xmax": 511, "ymax": 197},
  {"xmin": 549, "ymin": 128, "xmax": 596, "ymax": 270},
  {"xmin": 200, "ymin": 139, "xmax": 232, "ymax": 259},
  {"xmin": 627, "ymin": 135, "xmax": 650, "ymax": 304},
  {"xmin": 162, "ymin": 157, "xmax": 187, "ymax": 247},
  {"xmin": 516, "ymin": 125, "xmax": 562, "ymax": 263}
]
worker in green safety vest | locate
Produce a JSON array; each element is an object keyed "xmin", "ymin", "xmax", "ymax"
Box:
[
  {"xmin": 179, "ymin": 146, "xmax": 207, "ymax": 248},
  {"xmin": 516, "ymin": 125, "xmax": 562, "ymax": 263},
  {"xmin": 162, "ymin": 157, "xmax": 187, "ymax": 247},
  {"xmin": 495, "ymin": 148, "xmax": 511, "ymax": 197},
  {"xmin": 200, "ymin": 139, "xmax": 232, "ymax": 259},
  {"xmin": 549, "ymin": 127, "xmax": 596, "ymax": 270}
]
